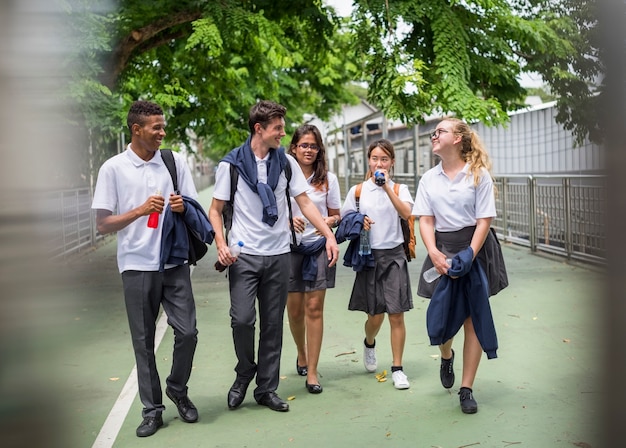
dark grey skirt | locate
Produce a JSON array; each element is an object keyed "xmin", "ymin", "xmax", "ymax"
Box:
[
  {"xmin": 348, "ymin": 244, "xmax": 414, "ymax": 315},
  {"xmin": 289, "ymin": 249, "xmax": 336, "ymax": 292},
  {"xmin": 417, "ymin": 226, "xmax": 508, "ymax": 298}
]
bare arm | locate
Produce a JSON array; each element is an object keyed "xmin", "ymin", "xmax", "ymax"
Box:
[
  {"xmin": 95, "ymin": 193, "xmax": 165, "ymax": 235},
  {"xmin": 208, "ymin": 197, "xmax": 238, "ymax": 267},
  {"xmin": 382, "ymin": 182, "xmax": 412, "ymax": 220},
  {"xmin": 418, "ymin": 215, "xmax": 449, "ymax": 275},
  {"xmin": 470, "ymin": 217, "xmax": 493, "ymax": 260},
  {"xmin": 294, "ymin": 192, "xmax": 339, "ymax": 267}
]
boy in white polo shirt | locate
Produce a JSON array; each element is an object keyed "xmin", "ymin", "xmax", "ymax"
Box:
[{"xmin": 92, "ymin": 101, "xmax": 200, "ymax": 437}]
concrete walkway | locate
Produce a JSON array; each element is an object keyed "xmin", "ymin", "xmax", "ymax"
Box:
[{"xmin": 53, "ymin": 186, "xmax": 604, "ymax": 448}]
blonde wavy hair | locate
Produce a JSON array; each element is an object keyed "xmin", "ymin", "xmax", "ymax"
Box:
[{"xmin": 445, "ymin": 117, "xmax": 494, "ymax": 188}]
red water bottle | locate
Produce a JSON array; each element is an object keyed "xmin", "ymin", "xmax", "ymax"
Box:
[
  {"xmin": 147, "ymin": 190, "xmax": 161, "ymax": 228},
  {"xmin": 147, "ymin": 212, "xmax": 159, "ymax": 228}
]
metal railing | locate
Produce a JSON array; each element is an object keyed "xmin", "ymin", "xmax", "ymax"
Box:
[
  {"xmin": 339, "ymin": 174, "xmax": 606, "ymax": 265},
  {"xmin": 47, "ymin": 188, "xmax": 100, "ymax": 259},
  {"xmin": 49, "ymin": 173, "xmax": 214, "ymax": 259},
  {"xmin": 494, "ymin": 175, "xmax": 605, "ymax": 264},
  {"xmin": 51, "ymin": 173, "xmax": 605, "ymax": 264}
]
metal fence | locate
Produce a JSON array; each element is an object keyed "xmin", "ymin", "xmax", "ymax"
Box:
[
  {"xmin": 338, "ymin": 174, "xmax": 606, "ymax": 265},
  {"xmin": 495, "ymin": 175, "xmax": 606, "ymax": 264},
  {"xmin": 51, "ymin": 171, "xmax": 605, "ymax": 264},
  {"xmin": 49, "ymin": 172, "xmax": 214, "ymax": 259},
  {"xmin": 48, "ymin": 188, "xmax": 100, "ymax": 259}
]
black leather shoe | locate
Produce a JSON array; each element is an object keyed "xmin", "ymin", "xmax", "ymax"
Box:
[
  {"xmin": 257, "ymin": 392, "xmax": 289, "ymax": 412},
  {"xmin": 136, "ymin": 415, "xmax": 163, "ymax": 437},
  {"xmin": 305, "ymin": 381, "xmax": 323, "ymax": 394},
  {"xmin": 166, "ymin": 388, "xmax": 198, "ymax": 423},
  {"xmin": 296, "ymin": 357, "xmax": 308, "ymax": 376},
  {"xmin": 228, "ymin": 380, "xmax": 250, "ymax": 410}
]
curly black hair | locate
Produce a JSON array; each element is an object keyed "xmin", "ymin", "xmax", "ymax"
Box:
[{"xmin": 126, "ymin": 100, "xmax": 164, "ymax": 132}]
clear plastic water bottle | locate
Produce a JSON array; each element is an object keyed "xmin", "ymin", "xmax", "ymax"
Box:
[
  {"xmin": 229, "ymin": 240, "xmax": 244, "ymax": 257},
  {"xmin": 423, "ymin": 258, "xmax": 452, "ymax": 283},
  {"xmin": 358, "ymin": 228, "xmax": 371, "ymax": 255},
  {"xmin": 215, "ymin": 241, "xmax": 244, "ymax": 272}
]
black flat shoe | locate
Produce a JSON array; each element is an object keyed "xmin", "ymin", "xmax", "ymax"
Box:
[
  {"xmin": 305, "ymin": 381, "xmax": 323, "ymax": 394},
  {"xmin": 296, "ymin": 357, "xmax": 308, "ymax": 376}
]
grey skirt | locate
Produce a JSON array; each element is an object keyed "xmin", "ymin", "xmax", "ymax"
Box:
[
  {"xmin": 348, "ymin": 244, "xmax": 413, "ymax": 315},
  {"xmin": 289, "ymin": 249, "xmax": 336, "ymax": 292},
  {"xmin": 417, "ymin": 226, "xmax": 508, "ymax": 298}
]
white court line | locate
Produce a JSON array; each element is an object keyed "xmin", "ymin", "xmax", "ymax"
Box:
[{"xmin": 91, "ymin": 309, "xmax": 170, "ymax": 448}]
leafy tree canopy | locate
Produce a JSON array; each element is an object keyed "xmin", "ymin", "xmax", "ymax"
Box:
[
  {"xmin": 348, "ymin": 0, "xmax": 603, "ymax": 145},
  {"xmin": 66, "ymin": 0, "xmax": 602, "ymax": 170}
]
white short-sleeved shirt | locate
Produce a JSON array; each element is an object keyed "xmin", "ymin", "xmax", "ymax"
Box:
[
  {"xmin": 289, "ymin": 171, "xmax": 341, "ymax": 245},
  {"xmin": 412, "ymin": 162, "xmax": 496, "ymax": 232},
  {"xmin": 91, "ymin": 147, "xmax": 198, "ymax": 273},
  {"xmin": 341, "ymin": 179, "xmax": 414, "ymax": 250},
  {"xmin": 213, "ymin": 153, "xmax": 308, "ymax": 255}
]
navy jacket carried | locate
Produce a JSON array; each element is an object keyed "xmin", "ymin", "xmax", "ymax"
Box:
[
  {"xmin": 335, "ymin": 211, "xmax": 375, "ymax": 272},
  {"xmin": 159, "ymin": 196, "xmax": 214, "ymax": 272},
  {"xmin": 291, "ymin": 238, "xmax": 327, "ymax": 281},
  {"xmin": 426, "ymin": 246, "xmax": 499, "ymax": 359}
]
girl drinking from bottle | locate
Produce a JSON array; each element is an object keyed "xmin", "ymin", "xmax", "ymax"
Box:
[{"xmin": 338, "ymin": 139, "xmax": 414, "ymax": 390}]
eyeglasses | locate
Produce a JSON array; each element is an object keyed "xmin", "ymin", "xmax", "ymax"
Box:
[
  {"xmin": 430, "ymin": 129, "xmax": 451, "ymax": 139},
  {"xmin": 297, "ymin": 143, "xmax": 321, "ymax": 152}
]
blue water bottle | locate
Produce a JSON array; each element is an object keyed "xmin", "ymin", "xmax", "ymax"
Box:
[{"xmin": 374, "ymin": 170, "xmax": 385, "ymax": 186}]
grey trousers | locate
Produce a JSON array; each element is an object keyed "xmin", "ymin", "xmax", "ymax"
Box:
[
  {"xmin": 122, "ymin": 264, "xmax": 198, "ymax": 417},
  {"xmin": 228, "ymin": 252, "xmax": 290, "ymax": 400}
]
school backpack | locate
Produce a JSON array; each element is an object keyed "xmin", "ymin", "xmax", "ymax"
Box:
[
  {"xmin": 160, "ymin": 149, "xmax": 210, "ymax": 265},
  {"xmin": 355, "ymin": 182, "xmax": 416, "ymax": 261}
]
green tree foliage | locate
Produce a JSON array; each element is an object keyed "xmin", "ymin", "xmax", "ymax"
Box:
[
  {"xmin": 66, "ymin": 0, "xmax": 359, "ymax": 161},
  {"xmin": 66, "ymin": 0, "xmax": 603, "ymax": 176},
  {"xmin": 519, "ymin": 0, "xmax": 603, "ymax": 145},
  {"xmin": 347, "ymin": 0, "xmax": 603, "ymax": 145}
]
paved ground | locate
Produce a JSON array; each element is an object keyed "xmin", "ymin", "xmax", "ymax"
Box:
[{"xmin": 24, "ymin": 186, "xmax": 606, "ymax": 448}]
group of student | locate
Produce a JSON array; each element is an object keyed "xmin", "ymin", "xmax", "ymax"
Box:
[{"xmin": 92, "ymin": 99, "xmax": 507, "ymax": 438}]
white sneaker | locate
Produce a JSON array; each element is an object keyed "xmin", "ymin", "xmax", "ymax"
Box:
[
  {"xmin": 392, "ymin": 370, "xmax": 410, "ymax": 389},
  {"xmin": 363, "ymin": 343, "xmax": 377, "ymax": 372}
]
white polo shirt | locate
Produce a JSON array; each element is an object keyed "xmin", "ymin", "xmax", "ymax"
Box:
[
  {"xmin": 341, "ymin": 179, "xmax": 414, "ymax": 250},
  {"xmin": 213, "ymin": 153, "xmax": 308, "ymax": 255},
  {"xmin": 91, "ymin": 147, "xmax": 198, "ymax": 273},
  {"xmin": 412, "ymin": 162, "xmax": 496, "ymax": 232},
  {"xmin": 290, "ymin": 171, "xmax": 341, "ymax": 245}
]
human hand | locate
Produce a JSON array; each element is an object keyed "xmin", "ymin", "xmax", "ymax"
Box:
[
  {"xmin": 292, "ymin": 216, "xmax": 307, "ymax": 233},
  {"xmin": 145, "ymin": 193, "xmax": 165, "ymax": 216},
  {"xmin": 362, "ymin": 216, "xmax": 374, "ymax": 231},
  {"xmin": 169, "ymin": 193, "xmax": 185, "ymax": 213}
]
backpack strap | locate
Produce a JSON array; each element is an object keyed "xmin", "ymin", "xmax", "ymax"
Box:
[
  {"xmin": 226, "ymin": 159, "xmax": 296, "ymax": 244},
  {"xmin": 355, "ymin": 182, "xmax": 363, "ymax": 213},
  {"xmin": 161, "ymin": 149, "xmax": 179, "ymax": 194},
  {"xmin": 283, "ymin": 163, "xmax": 297, "ymax": 246}
]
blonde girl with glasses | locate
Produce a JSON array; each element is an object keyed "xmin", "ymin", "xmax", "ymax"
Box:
[{"xmin": 413, "ymin": 117, "xmax": 508, "ymax": 414}]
